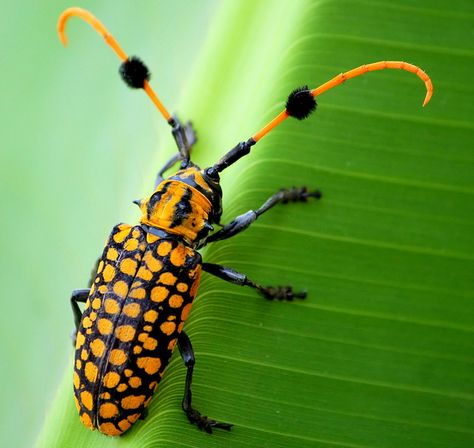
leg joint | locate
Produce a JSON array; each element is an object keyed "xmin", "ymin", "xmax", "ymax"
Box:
[{"xmin": 202, "ymin": 263, "xmax": 251, "ymax": 286}]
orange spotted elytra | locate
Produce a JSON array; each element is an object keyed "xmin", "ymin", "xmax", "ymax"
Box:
[{"xmin": 58, "ymin": 6, "xmax": 433, "ymax": 437}]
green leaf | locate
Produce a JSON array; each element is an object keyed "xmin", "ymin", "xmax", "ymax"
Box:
[{"xmin": 38, "ymin": 0, "xmax": 474, "ymax": 447}]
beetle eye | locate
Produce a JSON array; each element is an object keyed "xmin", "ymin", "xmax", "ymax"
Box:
[{"xmin": 205, "ymin": 167, "xmax": 220, "ymax": 180}]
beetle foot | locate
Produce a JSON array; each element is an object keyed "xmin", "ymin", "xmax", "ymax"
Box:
[
  {"xmin": 258, "ymin": 286, "xmax": 307, "ymax": 301},
  {"xmin": 281, "ymin": 186, "xmax": 322, "ymax": 203},
  {"xmin": 185, "ymin": 408, "xmax": 233, "ymax": 434}
]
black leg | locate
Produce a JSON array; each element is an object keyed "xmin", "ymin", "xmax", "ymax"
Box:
[
  {"xmin": 202, "ymin": 263, "xmax": 306, "ymax": 301},
  {"xmin": 70, "ymin": 289, "xmax": 90, "ymax": 332},
  {"xmin": 178, "ymin": 331, "xmax": 233, "ymax": 433},
  {"xmin": 154, "ymin": 153, "xmax": 181, "ymax": 187},
  {"xmin": 155, "ymin": 117, "xmax": 198, "ymax": 186},
  {"xmin": 201, "ymin": 187, "xmax": 321, "ymax": 247}
]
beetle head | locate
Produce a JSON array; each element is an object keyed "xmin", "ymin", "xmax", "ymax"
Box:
[
  {"xmin": 135, "ymin": 165, "xmax": 222, "ymax": 245},
  {"xmin": 167, "ymin": 165, "xmax": 223, "ymax": 225}
]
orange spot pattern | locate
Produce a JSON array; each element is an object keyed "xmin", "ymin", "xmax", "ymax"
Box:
[{"xmin": 74, "ymin": 223, "xmax": 202, "ymax": 436}]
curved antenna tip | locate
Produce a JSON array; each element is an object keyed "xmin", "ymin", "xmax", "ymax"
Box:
[
  {"xmin": 56, "ymin": 6, "xmax": 172, "ymax": 122},
  {"xmin": 57, "ymin": 9, "xmax": 72, "ymax": 47},
  {"xmin": 58, "ymin": 33, "xmax": 68, "ymax": 46},
  {"xmin": 422, "ymin": 91, "xmax": 432, "ymax": 107}
]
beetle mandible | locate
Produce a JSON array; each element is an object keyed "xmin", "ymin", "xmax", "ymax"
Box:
[{"xmin": 58, "ymin": 7, "xmax": 433, "ymax": 437}]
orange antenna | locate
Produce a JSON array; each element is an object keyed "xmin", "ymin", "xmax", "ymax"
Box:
[
  {"xmin": 57, "ymin": 7, "xmax": 172, "ymax": 122},
  {"xmin": 252, "ymin": 60, "xmax": 433, "ymax": 142}
]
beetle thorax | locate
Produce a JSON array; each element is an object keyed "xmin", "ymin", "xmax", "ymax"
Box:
[{"xmin": 138, "ymin": 180, "xmax": 213, "ymax": 244}]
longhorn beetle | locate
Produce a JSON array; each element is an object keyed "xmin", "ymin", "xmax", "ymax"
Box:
[{"xmin": 58, "ymin": 7, "xmax": 433, "ymax": 437}]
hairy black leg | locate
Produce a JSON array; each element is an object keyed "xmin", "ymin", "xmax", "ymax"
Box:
[
  {"xmin": 178, "ymin": 331, "xmax": 233, "ymax": 433},
  {"xmin": 70, "ymin": 289, "xmax": 89, "ymax": 332},
  {"xmin": 155, "ymin": 117, "xmax": 198, "ymax": 186},
  {"xmin": 202, "ymin": 263, "xmax": 306, "ymax": 301},
  {"xmin": 201, "ymin": 186, "xmax": 320, "ymax": 247},
  {"xmin": 69, "ymin": 260, "xmax": 99, "ymax": 343}
]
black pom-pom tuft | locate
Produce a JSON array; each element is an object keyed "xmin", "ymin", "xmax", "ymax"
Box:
[
  {"xmin": 285, "ymin": 86, "xmax": 317, "ymax": 120},
  {"xmin": 119, "ymin": 56, "xmax": 150, "ymax": 89}
]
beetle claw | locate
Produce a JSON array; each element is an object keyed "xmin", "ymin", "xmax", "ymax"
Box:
[
  {"xmin": 258, "ymin": 285, "xmax": 307, "ymax": 301},
  {"xmin": 186, "ymin": 408, "xmax": 233, "ymax": 433}
]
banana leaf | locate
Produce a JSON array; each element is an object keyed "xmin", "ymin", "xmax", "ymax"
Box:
[{"xmin": 37, "ymin": 0, "xmax": 474, "ymax": 447}]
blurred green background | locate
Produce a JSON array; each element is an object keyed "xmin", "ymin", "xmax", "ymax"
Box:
[
  {"xmin": 1, "ymin": 1, "xmax": 217, "ymax": 447},
  {"xmin": 2, "ymin": 1, "xmax": 473, "ymax": 447}
]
